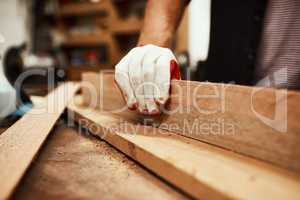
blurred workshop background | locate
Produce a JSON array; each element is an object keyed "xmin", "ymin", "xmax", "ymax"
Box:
[{"xmin": 0, "ymin": 0, "xmax": 206, "ymax": 96}]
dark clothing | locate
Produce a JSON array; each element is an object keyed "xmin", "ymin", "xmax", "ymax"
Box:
[
  {"xmin": 195, "ymin": 0, "xmax": 300, "ymax": 89},
  {"xmin": 195, "ymin": 0, "xmax": 267, "ymax": 85},
  {"xmin": 255, "ymin": 0, "xmax": 300, "ymax": 89}
]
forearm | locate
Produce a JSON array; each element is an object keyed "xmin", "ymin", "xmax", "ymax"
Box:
[{"xmin": 138, "ymin": 0, "xmax": 189, "ymax": 48}]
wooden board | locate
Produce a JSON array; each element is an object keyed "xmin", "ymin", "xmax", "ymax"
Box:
[
  {"xmin": 13, "ymin": 125, "xmax": 188, "ymax": 200},
  {"xmin": 68, "ymin": 102, "xmax": 300, "ymax": 200},
  {"xmin": 0, "ymin": 82, "xmax": 80, "ymax": 200},
  {"xmin": 81, "ymin": 71, "xmax": 300, "ymax": 171}
]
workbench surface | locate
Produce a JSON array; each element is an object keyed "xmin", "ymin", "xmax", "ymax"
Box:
[{"xmin": 11, "ymin": 123, "xmax": 189, "ymax": 200}]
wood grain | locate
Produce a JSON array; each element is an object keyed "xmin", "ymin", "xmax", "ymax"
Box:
[
  {"xmin": 13, "ymin": 125, "xmax": 188, "ymax": 200},
  {"xmin": 68, "ymin": 102, "xmax": 300, "ymax": 200},
  {"xmin": 81, "ymin": 71, "xmax": 300, "ymax": 171},
  {"xmin": 0, "ymin": 82, "xmax": 79, "ymax": 200}
]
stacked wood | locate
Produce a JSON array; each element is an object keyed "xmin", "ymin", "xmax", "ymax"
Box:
[
  {"xmin": 68, "ymin": 98, "xmax": 300, "ymax": 200},
  {"xmin": 0, "ymin": 82, "xmax": 80, "ymax": 200},
  {"xmin": 81, "ymin": 71, "xmax": 300, "ymax": 171}
]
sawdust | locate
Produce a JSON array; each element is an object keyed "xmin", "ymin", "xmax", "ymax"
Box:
[{"xmin": 13, "ymin": 125, "xmax": 189, "ymax": 200}]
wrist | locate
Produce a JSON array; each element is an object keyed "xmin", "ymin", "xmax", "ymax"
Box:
[{"xmin": 138, "ymin": 31, "xmax": 173, "ymax": 48}]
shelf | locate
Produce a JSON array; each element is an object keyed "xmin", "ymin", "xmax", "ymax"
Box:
[
  {"xmin": 68, "ymin": 65, "xmax": 107, "ymax": 70},
  {"xmin": 62, "ymin": 32, "xmax": 111, "ymax": 46},
  {"xmin": 61, "ymin": 31, "xmax": 121, "ymax": 64},
  {"xmin": 51, "ymin": 0, "xmax": 160, "ymax": 81},
  {"xmin": 67, "ymin": 67, "xmax": 98, "ymax": 81},
  {"xmin": 66, "ymin": 64, "xmax": 112, "ymax": 80},
  {"xmin": 110, "ymin": 16, "xmax": 143, "ymax": 34},
  {"xmin": 58, "ymin": 2, "xmax": 109, "ymax": 17}
]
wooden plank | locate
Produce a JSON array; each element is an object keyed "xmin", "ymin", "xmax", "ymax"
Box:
[
  {"xmin": 68, "ymin": 102, "xmax": 300, "ymax": 200},
  {"xmin": 81, "ymin": 71, "xmax": 300, "ymax": 171},
  {"xmin": 0, "ymin": 82, "xmax": 80, "ymax": 200},
  {"xmin": 13, "ymin": 125, "xmax": 188, "ymax": 200}
]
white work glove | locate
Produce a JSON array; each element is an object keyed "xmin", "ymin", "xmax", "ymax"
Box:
[{"xmin": 115, "ymin": 44, "xmax": 181, "ymax": 115}]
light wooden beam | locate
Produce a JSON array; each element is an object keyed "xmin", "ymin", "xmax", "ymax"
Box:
[
  {"xmin": 81, "ymin": 71, "xmax": 300, "ymax": 171},
  {"xmin": 0, "ymin": 82, "xmax": 80, "ymax": 200},
  {"xmin": 68, "ymin": 102, "xmax": 300, "ymax": 200}
]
